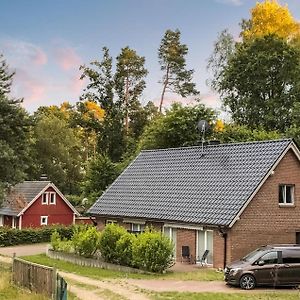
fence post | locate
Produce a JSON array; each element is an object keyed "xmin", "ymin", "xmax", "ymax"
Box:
[
  {"xmin": 52, "ymin": 267, "xmax": 57, "ymax": 300},
  {"xmin": 11, "ymin": 253, "xmax": 16, "ymax": 283}
]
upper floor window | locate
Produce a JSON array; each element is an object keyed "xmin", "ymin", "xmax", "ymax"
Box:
[
  {"xmin": 42, "ymin": 193, "xmax": 48, "ymax": 205},
  {"xmin": 49, "ymin": 192, "xmax": 56, "ymax": 205},
  {"xmin": 279, "ymin": 185, "xmax": 294, "ymax": 205}
]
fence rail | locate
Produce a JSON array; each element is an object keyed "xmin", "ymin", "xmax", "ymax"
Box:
[{"xmin": 12, "ymin": 256, "xmax": 67, "ymax": 299}]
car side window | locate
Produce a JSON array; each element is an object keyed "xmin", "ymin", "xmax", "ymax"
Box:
[
  {"xmin": 282, "ymin": 250, "xmax": 300, "ymax": 264},
  {"xmin": 259, "ymin": 251, "xmax": 278, "ymax": 265}
]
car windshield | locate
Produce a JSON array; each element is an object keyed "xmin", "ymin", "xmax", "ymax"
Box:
[{"xmin": 242, "ymin": 248, "xmax": 267, "ymax": 262}]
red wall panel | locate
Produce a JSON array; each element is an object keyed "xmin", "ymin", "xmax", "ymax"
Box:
[{"xmin": 21, "ymin": 187, "xmax": 74, "ymax": 228}]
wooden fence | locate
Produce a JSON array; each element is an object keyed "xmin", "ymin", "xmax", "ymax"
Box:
[{"xmin": 12, "ymin": 256, "xmax": 67, "ymax": 299}]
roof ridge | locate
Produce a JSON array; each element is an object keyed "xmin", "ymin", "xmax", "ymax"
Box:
[{"xmin": 141, "ymin": 138, "xmax": 291, "ymax": 153}]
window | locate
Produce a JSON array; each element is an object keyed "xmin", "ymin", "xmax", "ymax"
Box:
[
  {"xmin": 41, "ymin": 216, "xmax": 48, "ymax": 226},
  {"xmin": 131, "ymin": 223, "xmax": 145, "ymax": 233},
  {"xmin": 49, "ymin": 192, "xmax": 56, "ymax": 205},
  {"xmin": 0, "ymin": 215, "xmax": 3, "ymax": 227},
  {"xmin": 42, "ymin": 193, "xmax": 48, "ymax": 205},
  {"xmin": 258, "ymin": 251, "xmax": 278, "ymax": 265},
  {"xmin": 106, "ymin": 220, "xmax": 117, "ymax": 225},
  {"xmin": 279, "ymin": 185, "xmax": 294, "ymax": 205},
  {"xmin": 282, "ymin": 250, "xmax": 300, "ymax": 264}
]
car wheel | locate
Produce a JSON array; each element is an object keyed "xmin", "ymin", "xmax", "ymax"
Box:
[{"xmin": 239, "ymin": 274, "xmax": 256, "ymax": 290}]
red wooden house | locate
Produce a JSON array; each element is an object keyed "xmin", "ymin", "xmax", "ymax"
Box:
[{"xmin": 0, "ymin": 181, "xmax": 79, "ymax": 229}]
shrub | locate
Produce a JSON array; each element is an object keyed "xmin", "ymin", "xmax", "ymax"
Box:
[
  {"xmin": 116, "ymin": 232, "xmax": 137, "ymax": 267},
  {"xmin": 99, "ymin": 224, "xmax": 127, "ymax": 263},
  {"xmin": 0, "ymin": 225, "xmax": 74, "ymax": 247},
  {"xmin": 72, "ymin": 226, "xmax": 101, "ymax": 257},
  {"xmin": 50, "ymin": 230, "xmax": 61, "ymax": 251},
  {"xmin": 132, "ymin": 229, "xmax": 174, "ymax": 273}
]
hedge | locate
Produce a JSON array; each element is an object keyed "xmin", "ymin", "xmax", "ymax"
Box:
[{"xmin": 0, "ymin": 225, "xmax": 74, "ymax": 247}]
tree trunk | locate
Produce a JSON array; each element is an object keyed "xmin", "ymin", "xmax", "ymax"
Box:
[{"xmin": 159, "ymin": 65, "xmax": 170, "ymax": 113}]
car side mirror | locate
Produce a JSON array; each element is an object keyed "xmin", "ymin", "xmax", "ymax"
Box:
[{"xmin": 257, "ymin": 260, "xmax": 265, "ymax": 266}]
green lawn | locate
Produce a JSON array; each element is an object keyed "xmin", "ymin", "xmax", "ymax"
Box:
[
  {"xmin": 149, "ymin": 292, "xmax": 300, "ymax": 300},
  {"xmin": 22, "ymin": 254, "xmax": 223, "ymax": 281}
]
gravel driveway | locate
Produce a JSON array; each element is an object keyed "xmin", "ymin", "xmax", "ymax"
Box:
[{"xmin": 0, "ymin": 243, "xmax": 48, "ymax": 257}]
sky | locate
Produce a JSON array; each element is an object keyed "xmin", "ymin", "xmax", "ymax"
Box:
[{"xmin": 1, "ymin": 0, "xmax": 300, "ymax": 113}]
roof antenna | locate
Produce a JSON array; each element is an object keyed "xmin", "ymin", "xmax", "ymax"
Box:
[{"xmin": 197, "ymin": 120, "xmax": 210, "ymax": 155}]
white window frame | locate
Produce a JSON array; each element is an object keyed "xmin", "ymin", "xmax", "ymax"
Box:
[
  {"xmin": 106, "ymin": 220, "xmax": 117, "ymax": 225},
  {"xmin": 0, "ymin": 215, "xmax": 3, "ymax": 227},
  {"xmin": 42, "ymin": 193, "xmax": 48, "ymax": 205},
  {"xmin": 163, "ymin": 226, "xmax": 177, "ymax": 258},
  {"xmin": 196, "ymin": 229, "xmax": 213, "ymax": 265},
  {"xmin": 49, "ymin": 192, "xmax": 56, "ymax": 205},
  {"xmin": 41, "ymin": 216, "xmax": 48, "ymax": 226},
  {"xmin": 12, "ymin": 217, "xmax": 16, "ymax": 229},
  {"xmin": 279, "ymin": 184, "xmax": 295, "ymax": 206},
  {"xmin": 131, "ymin": 223, "xmax": 145, "ymax": 232}
]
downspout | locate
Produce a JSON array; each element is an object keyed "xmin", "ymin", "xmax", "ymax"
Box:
[{"xmin": 218, "ymin": 226, "xmax": 228, "ymax": 269}]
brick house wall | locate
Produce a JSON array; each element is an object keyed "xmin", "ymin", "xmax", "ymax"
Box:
[{"xmin": 228, "ymin": 149, "xmax": 300, "ymax": 262}]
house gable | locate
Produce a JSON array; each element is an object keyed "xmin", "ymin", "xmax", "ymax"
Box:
[
  {"xmin": 229, "ymin": 149, "xmax": 300, "ymax": 261},
  {"xmin": 21, "ymin": 186, "xmax": 75, "ymax": 227}
]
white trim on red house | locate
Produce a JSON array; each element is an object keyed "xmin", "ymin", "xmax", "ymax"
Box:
[
  {"xmin": 19, "ymin": 215, "xmax": 22, "ymax": 229},
  {"xmin": 17, "ymin": 182, "xmax": 79, "ymax": 217},
  {"xmin": 229, "ymin": 141, "xmax": 300, "ymax": 228}
]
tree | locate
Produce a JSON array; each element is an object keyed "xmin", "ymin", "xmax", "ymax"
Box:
[
  {"xmin": 218, "ymin": 35, "xmax": 300, "ymax": 132},
  {"xmin": 138, "ymin": 103, "xmax": 216, "ymax": 150},
  {"xmin": 207, "ymin": 29, "xmax": 235, "ymax": 92},
  {"xmin": 115, "ymin": 46, "xmax": 148, "ymax": 133},
  {"xmin": 81, "ymin": 155, "xmax": 120, "ymax": 205},
  {"xmin": 158, "ymin": 29, "xmax": 199, "ymax": 113},
  {"xmin": 0, "ymin": 54, "xmax": 14, "ymax": 96},
  {"xmin": 0, "ymin": 55, "xmax": 31, "ymax": 205},
  {"xmin": 33, "ymin": 114, "xmax": 83, "ymax": 194},
  {"xmin": 242, "ymin": 0, "xmax": 300, "ymax": 41}
]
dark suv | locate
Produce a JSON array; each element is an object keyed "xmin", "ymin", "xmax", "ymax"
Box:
[{"xmin": 224, "ymin": 244, "xmax": 300, "ymax": 289}]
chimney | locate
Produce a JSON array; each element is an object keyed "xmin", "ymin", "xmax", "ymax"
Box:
[{"xmin": 40, "ymin": 174, "xmax": 48, "ymax": 181}]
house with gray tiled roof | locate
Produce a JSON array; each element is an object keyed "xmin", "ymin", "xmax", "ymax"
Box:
[
  {"xmin": 0, "ymin": 181, "xmax": 79, "ymax": 229},
  {"xmin": 88, "ymin": 139, "xmax": 300, "ymax": 268}
]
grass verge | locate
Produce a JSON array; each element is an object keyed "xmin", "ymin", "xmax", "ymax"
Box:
[
  {"xmin": 22, "ymin": 254, "xmax": 223, "ymax": 281},
  {"xmin": 0, "ymin": 262, "xmax": 48, "ymax": 300},
  {"xmin": 149, "ymin": 291, "xmax": 300, "ymax": 300}
]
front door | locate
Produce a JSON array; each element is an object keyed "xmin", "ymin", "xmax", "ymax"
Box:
[
  {"xmin": 197, "ymin": 230, "xmax": 213, "ymax": 264},
  {"xmin": 163, "ymin": 227, "xmax": 177, "ymax": 259}
]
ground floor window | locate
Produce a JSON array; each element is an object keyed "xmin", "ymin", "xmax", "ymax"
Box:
[
  {"xmin": 131, "ymin": 223, "xmax": 145, "ymax": 233},
  {"xmin": 163, "ymin": 226, "xmax": 177, "ymax": 258},
  {"xmin": 296, "ymin": 232, "xmax": 300, "ymax": 244},
  {"xmin": 41, "ymin": 216, "xmax": 48, "ymax": 226},
  {"xmin": 197, "ymin": 230, "xmax": 213, "ymax": 264}
]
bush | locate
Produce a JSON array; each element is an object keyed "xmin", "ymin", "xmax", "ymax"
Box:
[
  {"xmin": 50, "ymin": 230, "xmax": 61, "ymax": 251},
  {"xmin": 132, "ymin": 229, "xmax": 174, "ymax": 273},
  {"xmin": 0, "ymin": 225, "xmax": 74, "ymax": 247},
  {"xmin": 72, "ymin": 226, "xmax": 101, "ymax": 257},
  {"xmin": 116, "ymin": 232, "xmax": 137, "ymax": 267},
  {"xmin": 99, "ymin": 224, "xmax": 127, "ymax": 263}
]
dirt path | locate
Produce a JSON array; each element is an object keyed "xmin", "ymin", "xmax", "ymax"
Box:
[
  {"xmin": 60, "ymin": 271, "xmax": 150, "ymax": 300},
  {"xmin": 0, "ymin": 243, "xmax": 48, "ymax": 257}
]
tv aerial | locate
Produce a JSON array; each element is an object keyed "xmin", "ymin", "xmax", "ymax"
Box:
[{"xmin": 197, "ymin": 120, "xmax": 210, "ymax": 155}]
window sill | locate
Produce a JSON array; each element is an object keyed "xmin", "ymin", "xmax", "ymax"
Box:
[{"xmin": 279, "ymin": 204, "xmax": 295, "ymax": 208}]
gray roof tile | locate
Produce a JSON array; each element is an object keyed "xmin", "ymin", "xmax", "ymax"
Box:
[{"xmin": 88, "ymin": 139, "xmax": 292, "ymax": 226}]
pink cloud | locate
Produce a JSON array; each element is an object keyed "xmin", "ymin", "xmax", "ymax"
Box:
[
  {"xmin": 13, "ymin": 69, "xmax": 47, "ymax": 104},
  {"xmin": 55, "ymin": 47, "xmax": 81, "ymax": 71},
  {"xmin": 68, "ymin": 72, "xmax": 85, "ymax": 95},
  {"xmin": 201, "ymin": 92, "xmax": 220, "ymax": 108},
  {"xmin": 1, "ymin": 39, "xmax": 47, "ymax": 66}
]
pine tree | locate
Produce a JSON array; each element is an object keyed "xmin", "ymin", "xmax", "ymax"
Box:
[{"xmin": 158, "ymin": 29, "xmax": 199, "ymax": 113}]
